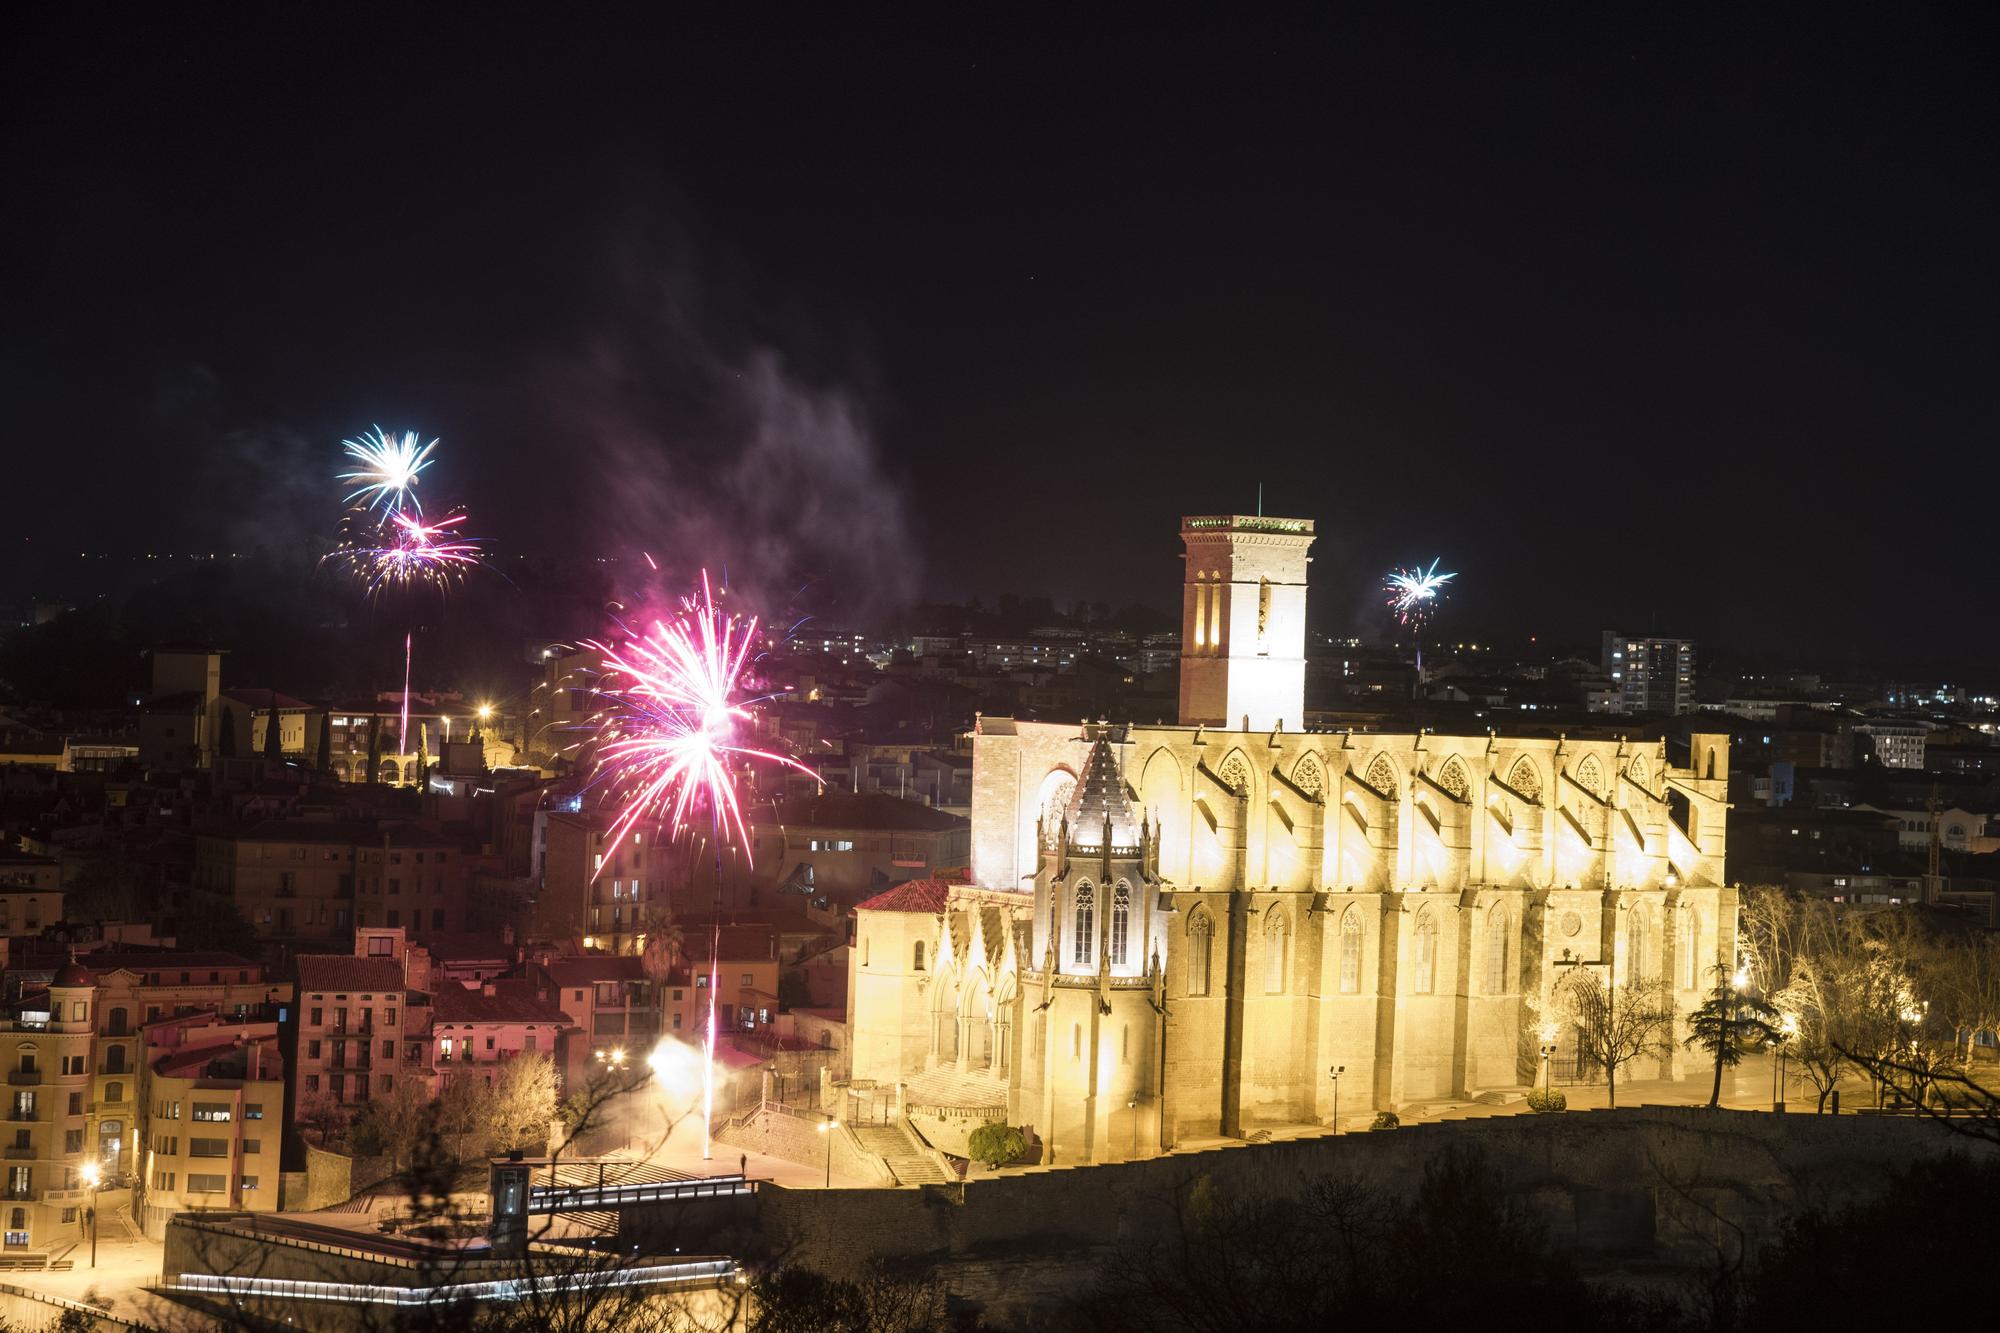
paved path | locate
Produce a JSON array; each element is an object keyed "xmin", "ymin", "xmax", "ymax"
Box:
[{"xmin": 631, "ymin": 1111, "xmax": 876, "ymax": 1189}]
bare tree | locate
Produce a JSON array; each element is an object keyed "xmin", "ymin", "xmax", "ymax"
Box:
[
  {"xmin": 484, "ymin": 1052, "xmax": 562, "ymax": 1156},
  {"xmin": 1740, "ymin": 888, "xmax": 1860, "ymax": 1112},
  {"xmin": 1921, "ymin": 929, "xmax": 2000, "ymax": 1066},
  {"xmin": 1562, "ymin": 972, "xmax": 1674, "ymax": 1109}
]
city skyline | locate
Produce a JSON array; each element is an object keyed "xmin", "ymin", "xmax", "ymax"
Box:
[{"xmin": 5, "ymin": 7, "xmax": 1996, "ymax": 661}]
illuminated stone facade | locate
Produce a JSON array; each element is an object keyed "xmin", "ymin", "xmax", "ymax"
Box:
[{"xmin": 851, "ymin": 514, "xmax": 1737, "ymax": 1165}]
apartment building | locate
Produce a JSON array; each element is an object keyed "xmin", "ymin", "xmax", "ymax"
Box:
[
  {"xmin": 533, "ymin": 955, "xmax": 662, "ymax": 1091},
  {"xmin": 292, "ymin": 940, "xmax": 432, "ymax": 1120},
  {"xmin": 194, "ymin": 820, "xmax": 478, "ymax": 948},
  {"xmin": 1600, "ymin": 631, "xmax": 1697, "ymax": 715},
  {"xmin": 430, "ymin": 980, "xmax": 572, "ymax": 1088},
  {"xmin": 538, "ymin": 813, "xmax": 663, "ymax": 954},
  {"xmin": 2, "ymin": 962, "xmax": 111, "ymax": 1259},
  {"xmin": 292, "ymin": 928, "xmax": 574, "ymax": 1128},
  {"xmin": 139, "ymin": 1015, "xmax": 283, "ymax": 1236},
  {"xmin": 0, "ymin": 949, "xmax": 290, "ymax": 1258}
]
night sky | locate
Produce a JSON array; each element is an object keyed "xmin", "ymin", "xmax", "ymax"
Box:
[{"xmin": 5, "ymin": 5, "xmax": 1995, "ymax": 666}]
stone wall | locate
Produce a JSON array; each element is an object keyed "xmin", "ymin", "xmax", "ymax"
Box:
[
  {"xmin": 299, "ymin": 1143, "xmax": 352, "ymax": 1211},
  {"xmin": 717, "ymin": 1107, "xmax": 895, "ymax": 1186},
  {"xmin": 0, "ymin": 1285, "xmax": 134, "ymax": 1333},
  {"xmin": 753, "ymin": 1107, "xmax": 1990, "ymax": 1326}
]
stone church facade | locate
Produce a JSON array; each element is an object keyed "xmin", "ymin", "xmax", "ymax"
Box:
[{"xmin": 850, "ymin": 514, "xmax": 1736, "ymax": 1165}]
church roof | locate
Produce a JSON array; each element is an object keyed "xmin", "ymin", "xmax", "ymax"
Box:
[
  {"xmin": 855, "ymin": 879, "xmax": 952, "ymax": 914},
  {"xmin": 1067, "ymin": 736, "xmax": 1140, "ymax": 848}
]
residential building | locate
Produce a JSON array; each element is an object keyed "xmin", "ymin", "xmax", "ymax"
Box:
[
  {"xmin": 1600, "ymin": 631, "xmax": 1696, "ymax": 715},
  {"xmin": 537, "ymin": 812, "xmax": 661, "ymax": 954},
  {"xmin": 743, "ymin": 793, "xmax": 970, "ymax": 909},
  {"xmin": 292, "ymin": 931, "xmax": 433, "ymax": 1121},
  {"xmin": 1852, "ymin": 720, "xmax": 1929, "ymax": 770},
  {"xmin": 195, "ymin": 820, "xmax": 477, "ymax": 947},
  {"xmin": 430, "ymin": 980, "xmax": 572, "ymax": 1089},
  {"xmin": 139, "ymin": 1015, "xmax": 283, "ymax": 1235},
  {"xmin": 532, "ymin": 955, "xmax": 661, "ymax": 1092}
]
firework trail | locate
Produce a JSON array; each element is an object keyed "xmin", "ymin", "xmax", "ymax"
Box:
[
  {"xmin": 325, "ymin": 412, "xmax": 486, "ymax": 758},
  {"xmin": 339, "ymin": 426, "xmax": 438, "ymax": 517},
  {"xmin": 1384, "ymin": 558, "xmax": 1457, "ymax": 680},
  {"xmin": 584, "ymin": 572, "xmax": 820, "ymax": 1157}
]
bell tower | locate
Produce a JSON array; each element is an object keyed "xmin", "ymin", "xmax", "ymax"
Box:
[{"xmin": 1178, "ymin": 514, "xmax": 1314, "ymax": 731}]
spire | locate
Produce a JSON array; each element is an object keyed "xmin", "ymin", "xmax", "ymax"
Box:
[{"xmin": 1067, "ymin": 736, "xmax": 1139, "ymax": 851}]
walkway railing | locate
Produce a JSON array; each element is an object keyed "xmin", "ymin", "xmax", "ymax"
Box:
[
  {"xmin": 159, "ymin": 1257, "xmax": 739, "ymax": 1308},
  {"xmin": 527, "ymin": 1174, "xmax": 753, "ymax": 1214}
]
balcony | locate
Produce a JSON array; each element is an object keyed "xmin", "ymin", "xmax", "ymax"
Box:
[
  {"xmin": 3, "ymin": 1146, "xmax": 33, "ymax": 1160},
  {"xmin": 6, "ymin": 1070, "xmax": 40, "ymax": 1087},
  {"xmin": 5, "ymin": 1109, "xmax": 37, "ymax": 1124},
  {"xmin": 41, "ymin": 1187, "xmax": 86, "ymax": 1205}
]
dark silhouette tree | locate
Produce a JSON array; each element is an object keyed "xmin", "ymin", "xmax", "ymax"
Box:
[
  {"xmin": 366, "ymin": 714, "xmax": 382, "ymax": 783},
  {"xmin": 1685, "ymin": 965, "xmax": 1781, "ymax": 1108},
  {"xmin": 262, "ymin": 692, "xmax": 283, "ymax": 761},
  {"xmin": 315, "ymin": 710, "xmax": 333, "ymax": 773}
]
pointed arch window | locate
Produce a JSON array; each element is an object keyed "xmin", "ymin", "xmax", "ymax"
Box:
[
  {"xmin": 1339, "ymin": 909, "xmax": 1364, "ymax": 993},
  {"xmin": 1679, "ymin": 909, "xmax": 1699, "ymax": 991},
  {"xmin": 1109, "ymin": 883, "xmax": 1131, "ymax": 966},
  {"xmin": 1627, "ymin": 909, "xmax": 1651, "ymax": 984},
  {"xmin": 1187, "ymin": 909, "xmax": 1213, "ymax": 997},
  {"xmin": 1265, "ymin": 909, "xmax": 1290, "ymax": 994},
  {"xmin": 1413, "ymin": 912, "xmax": 1438, "ymax": 994},
  {"xmin": 1073, "ymin": 884, "xmax": 1095, "ymax": 968},
  {"xmin": 1486, "ymin": 909, "xmax": 1509, "ymax": 994}
]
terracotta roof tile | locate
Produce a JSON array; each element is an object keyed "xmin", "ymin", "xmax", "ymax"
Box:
[
  {"xmin": 296, "ymin": 955, "xmax": 407, "ymax": 993},
  {"xmin": 855, "ymin": 878, "xmax": 952, "ymax": 913}
]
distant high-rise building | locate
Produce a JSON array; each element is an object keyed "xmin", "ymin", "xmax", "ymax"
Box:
[{"xmin": 1601, "ymin": 631, "xmax": 1696, "ymax": 715}]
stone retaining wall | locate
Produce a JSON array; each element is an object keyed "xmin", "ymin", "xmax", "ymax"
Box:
[{"xmin": 755, "ymin": 1106, "xmax": 1989, "ymax": 1325}]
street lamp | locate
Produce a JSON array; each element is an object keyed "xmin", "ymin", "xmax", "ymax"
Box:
[
  {"xmin": 1127, "ymin": 1098, "xmax": 1139, "ymax": 1160},
  {"xmin": 1328, "ymin": 1066, "xmax": 1345, "ymax": 1133},
  {"xmin": 816, "ymin": 1117, "xmax": 832, "ymax": 1188},
  {"xmin": 78, "ymin": 1160, "xmax": 101, "ymax": 1269},
  {"xmin": 1538, "ymin": 1023, "xmax": 1560, "ymax": 1095},
  {"xmin": 1774, "ymin": 1013, "xmax": 1798, "ymax": 1112}
]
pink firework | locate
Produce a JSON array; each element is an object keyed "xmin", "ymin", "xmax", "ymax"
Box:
[
  {"xmin": 585, "ymin": 573, "xmax": 819, "ymax": 1163},
  {"xmin": 353, "ymin": 511, "xmax": 486, "ymax": 597},
  {"xmin": 585, "ymin": 573, "xmax": 816, "ymax": 867}
]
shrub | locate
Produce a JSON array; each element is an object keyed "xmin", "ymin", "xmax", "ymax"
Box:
[
  {"xmin": 1525, "ymin": 1087, "xmax": 1567, "ymax": 1114},
  {"xmin": 967, "ymin": 1121, "xmax": 1028, "ymax": 1168},
  {"xmin": 1369, "ymin": 1112, "xmax": 1400, "ymax": 1132}
]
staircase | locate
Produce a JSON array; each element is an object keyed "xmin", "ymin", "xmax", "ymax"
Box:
[{"xmin": 851, "ymin": 1123, "xmax": 949, "ymax": 1185}]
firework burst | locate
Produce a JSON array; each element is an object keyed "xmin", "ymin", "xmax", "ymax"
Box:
[
  {"xmin": 340, "ymin": 510, "xmax": 486, "ymax": 597},
  {"xmin": 1384, "ymin": 558, "xmax": 1457, "ymax": 629},
  {"xmin": 585, "ymin": 573, "xmax": 818, "ymax": 868},
  {"xmin": 339, "ymin": 426, "xmax": 438, "ymax": 516},
  {"xmin": 584, "ymin": 573, "xmax": 820, "ymax": 1163}
]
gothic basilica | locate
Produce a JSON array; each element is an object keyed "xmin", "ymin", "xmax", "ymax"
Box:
[{"xmin": 849, "ymin": 514, "xmax": 1736, "ymax": 1164}]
